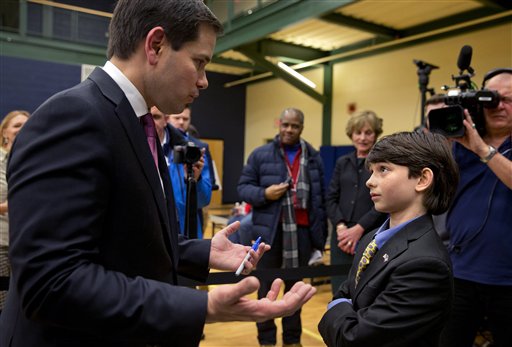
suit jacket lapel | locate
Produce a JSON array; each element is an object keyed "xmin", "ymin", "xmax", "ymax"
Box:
[
  {"xmin": 88, "ymin": 68, "xmax": 178, "ymax": 267},
  {"xmin": 157, "ymin": 142, "xmax": 179, "ymax": 268}
]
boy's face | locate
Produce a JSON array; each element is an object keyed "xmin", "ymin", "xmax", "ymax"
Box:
[{"xmin": 366, "ymin": 162, "xmax": 424, "ymax": 220}]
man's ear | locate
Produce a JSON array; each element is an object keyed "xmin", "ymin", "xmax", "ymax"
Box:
[
  {"xmin": 416, "ymin": 167, "xmax": 433, "ymax": 192},
  {"xmin": 145, "ymin": 26, "xmax": 166, "ymax": 65}
]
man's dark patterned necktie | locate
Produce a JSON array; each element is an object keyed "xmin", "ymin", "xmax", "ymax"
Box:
[{"xmin": 141, "ymin": 113, "xmax": 158, "ymax": 169}]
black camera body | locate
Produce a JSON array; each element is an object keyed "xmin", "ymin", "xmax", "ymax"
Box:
[
  {"xmin": 429, "ymin": 90, "xmax": 500, "ymax": 138},
  {"xmin": 428, "ymin": 105, "xmax": 466, "ymax": 138},
  {"xmin": 428, "ymin": 46, "xmax": 501, "ymax": 138},
  {"xmin": 173, "ymin": 141, "xmax": 202, "ymax": 165}
]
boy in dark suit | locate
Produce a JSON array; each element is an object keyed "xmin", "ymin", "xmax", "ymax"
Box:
[{"xmin": 319, "ymin": 131, "xmax": 458, "ymax": 347}]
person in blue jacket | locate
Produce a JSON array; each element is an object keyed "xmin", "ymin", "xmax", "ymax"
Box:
[
  {"xmin": 238, "ymin": 107, "xmax": 327, "ymax": 347},
  {"xmin": 152, "ymin": 106, "xmax": 211, "ymax": 238}
]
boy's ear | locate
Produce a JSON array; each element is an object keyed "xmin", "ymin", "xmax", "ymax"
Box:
[{"xmin": 416, "ymin": 167, "xmax": 433, "ymax": 192}]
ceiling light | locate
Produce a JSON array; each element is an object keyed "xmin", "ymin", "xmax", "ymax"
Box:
[{"xmin": 277, "ymin": 62, "xmax": 317, "ymax": 89}]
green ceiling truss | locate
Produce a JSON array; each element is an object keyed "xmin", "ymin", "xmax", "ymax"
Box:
[
  {"xmin": 237, "ymin": 46, "xmax": 326, "ymax": 104},
  {"xmin": 214, "ymin": 0, "xmax": 356, "ymax": 54}
]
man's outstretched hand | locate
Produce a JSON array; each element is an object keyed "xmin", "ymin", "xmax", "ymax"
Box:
[
  {"xmin": 206, "ymin": 277, "xmax": 317, "ymax": 323},
  {"xmin": 209, "ymin": 221, "xmax": 270, "ymax": 275}
]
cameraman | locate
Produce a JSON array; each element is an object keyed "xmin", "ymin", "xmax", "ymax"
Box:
[
  {"xmin": 440, "ymin": 69, "xmax": 512, "ymax": 347},
  {"xmin": 151, "ymin": 106, "xmax": 212, "ymax": 239}
]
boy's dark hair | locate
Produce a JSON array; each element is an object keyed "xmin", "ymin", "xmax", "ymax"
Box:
[
  {"xmin": 366, "ymin": 131, "xmax": 458, "ymax": 215},
  {"xmin": 107, "ymin": 0, "xmax": 223, "ymax": 60}
]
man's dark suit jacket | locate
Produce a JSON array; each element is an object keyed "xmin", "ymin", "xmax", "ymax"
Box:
[
  {"xmin": 318, "ymin": 215, "xmax": 453, "ymax": 347},
  {"xmin": 0, "ymin": 68, "xmax": 211, "ymax": 347}
]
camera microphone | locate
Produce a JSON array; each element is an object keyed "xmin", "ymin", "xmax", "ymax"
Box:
[{"xmin": 457, "ymin": 45, "xmax": 474, "ymax": 74}]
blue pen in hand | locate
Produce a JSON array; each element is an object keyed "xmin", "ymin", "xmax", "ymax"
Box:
[{"xmin": 235, "ymin": 236, "xmax": 261, "ymax": 276}]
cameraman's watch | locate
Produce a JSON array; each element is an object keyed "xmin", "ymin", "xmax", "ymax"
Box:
[{"xmin": 480, "ymin": 145, "xmax": 497, "ymax": 163}]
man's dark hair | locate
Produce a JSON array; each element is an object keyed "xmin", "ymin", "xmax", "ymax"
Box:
[
  {"xmin": 366, "ymin": 131, "xmax": 458, "ymax": 215},
  {"xmin": 107, "ymin": 0, "xmax": 223, "ymax": 60},
  {"xmin": 280, "ymin": 108, "xmax": 305, "ymax": 124}
]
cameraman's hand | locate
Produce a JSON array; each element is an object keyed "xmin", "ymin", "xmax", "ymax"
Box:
[
  {"xmin": 185, "ymin": 149, "xmax": 205, "ymax": 181},
  {"xmin": 453, "ymin": 109, "xmax": 488, "ymax": 157}
]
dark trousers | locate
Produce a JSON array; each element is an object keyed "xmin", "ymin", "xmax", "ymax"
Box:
[
  {"xmin": 439, "ymin": 278, "xmax": 512, "ymax": 347},
  {"xmin": 329, "ymin": 225, "xmax": 353, "ymax": 295},
  {"xmin": 256, "ymin": 225, "xmax": 311, "ymax": 345}
]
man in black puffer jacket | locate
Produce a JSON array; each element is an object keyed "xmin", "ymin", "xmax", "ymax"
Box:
[{"xmin": 238, "ymin": 107, "xmax": 327, "ymax": 347}]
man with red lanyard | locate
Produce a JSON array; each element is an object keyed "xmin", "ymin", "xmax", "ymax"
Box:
[{"xmin": 238, "ymin": 107, "xmax": 327, "ymax": 347}]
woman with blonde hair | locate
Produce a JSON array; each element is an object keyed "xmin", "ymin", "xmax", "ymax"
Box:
[
  {"xmin": 0, "ymin": 110, "xmax": 29, "ymax": 315},
  {"xmin": 326, "ymin": 110, "xmax": 388, "ymax": 294}
]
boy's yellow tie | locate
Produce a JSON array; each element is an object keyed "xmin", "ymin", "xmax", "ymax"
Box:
[{"xmin": 355, "ymin": 239, "xmax": 378, "ymax": 287}]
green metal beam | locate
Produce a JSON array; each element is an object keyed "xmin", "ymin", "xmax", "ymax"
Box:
[
  {"xmin": 238, "ymin": 46, "xmax": 326, "ymax": 104},
  {"xmin": 211, "ymin": 56, "xmax": 259, "ymax": 71},
  {"xmin": 326, "ymin": 11, "xmax": 512, "ymax": 67},
  {"xmin": 329, "ymin": 36, "xmax": 389, "ymax": 56},
  {"xmin": 0, "ymin": 32, "xmax": 107, "ymax": 66},
  {"xmin": 402, "ymin": 7, "xmax": 503, "ymax": 36},
  {"xmin": 214, "ymin": 0, "xmax": 355, "ymax": 54},
  {"xmin": 320, "ymin": 13, "xmax": 398, "ymax": 39},
  {"xmin": 322, "ymin": 63, "xmax": 333, "ymax": 146},
  {"xmin": 474, "ymin": 0, "xmax": 512, "ymax": 10},
  {"xmin": 256, "ymin": 39, "xmax": 327, "ymax": 62}
]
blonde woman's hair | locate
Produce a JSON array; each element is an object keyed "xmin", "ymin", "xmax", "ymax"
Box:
[{"xmin": 345, "ymin": 110, "xmax": 383, "ymax": 140}]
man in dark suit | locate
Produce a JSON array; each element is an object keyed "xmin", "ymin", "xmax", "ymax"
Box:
[
  {"xmin": 319, "ymin": 132, "xmax": 458, "ymax": 347},
  {"xmin": 0, "ymin": 1, "xmax": 316, "ymax": 346}
]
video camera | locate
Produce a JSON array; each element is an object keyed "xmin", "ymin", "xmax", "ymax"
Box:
[
  {"xmin": 173, "ymin": 141, "xmax": 202, "ymax": 165},
  {"xmin": 428, "ymin": 45, "xmax": 500, "ymax": 137}
]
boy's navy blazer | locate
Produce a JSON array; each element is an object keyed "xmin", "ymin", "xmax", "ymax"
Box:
[
  {"xmin": 0, "ymin": 68, "xmax": 211, "ymax": 347},
  {"xmin": 319, "ymin": 214, "xmax": 453, "ymax": 347}
]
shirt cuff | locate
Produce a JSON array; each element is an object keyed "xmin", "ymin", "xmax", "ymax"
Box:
[{"xmin": 327, "ymin": 298, "xmax": 352, "ymax": 310}]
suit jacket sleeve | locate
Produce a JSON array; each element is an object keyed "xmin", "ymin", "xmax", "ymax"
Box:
[{"xmin": 7, "ymin": 88, "xmax": 208, "ymax": 344}]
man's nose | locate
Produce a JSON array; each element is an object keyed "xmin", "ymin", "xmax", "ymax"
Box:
[{"xmin": 197, "ymin": 71, "xmax": 208, "ymax": 90}]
